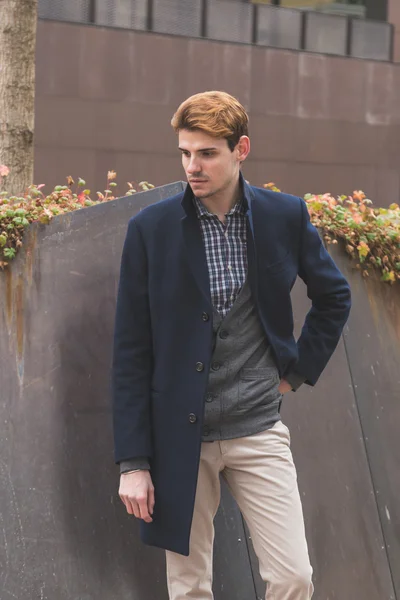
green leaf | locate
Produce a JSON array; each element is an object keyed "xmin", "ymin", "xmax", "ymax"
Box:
[
  {"xmin": 0, "ymin": 234, "xmax": 7, "ymax": 247},
  {"xmin": 381, "ymin": 270, "xmax": 396, "ymax": 283},
  {"xmin": 3, "ymin": 248, "xmax": 16, "ymax": 259}
]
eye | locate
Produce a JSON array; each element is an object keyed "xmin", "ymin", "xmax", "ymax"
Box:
[
  {"xmin": 202, "ymin": 151, "xmax": 214, "ymax": 157},
  {"xmin": 181, "ymin": 150, "xmax": 190, "ymax": 158}
]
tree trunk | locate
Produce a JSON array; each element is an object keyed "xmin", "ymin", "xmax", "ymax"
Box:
[{"xmin": 0, "ymin": 0, "xmax": 38, "ymax": 196}]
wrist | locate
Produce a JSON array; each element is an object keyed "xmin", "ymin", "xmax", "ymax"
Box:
[{"xmin": 121, "ymin": 469, "xmax": 143, "ymax": 476}]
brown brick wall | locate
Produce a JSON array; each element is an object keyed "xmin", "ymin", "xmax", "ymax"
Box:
[{"xmin": 34, "ymin": 20, "xmax": 400, "ymax": 206}]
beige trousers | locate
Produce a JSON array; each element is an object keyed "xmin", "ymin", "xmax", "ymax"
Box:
[{"xmin": 166, "ymin": 420, "xmax": 314, "ymax": 600}]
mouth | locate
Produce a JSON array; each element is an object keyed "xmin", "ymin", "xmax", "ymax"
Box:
[{"xmin": 190, "ymin": 179, "xmax": 207, "ymax": 184}]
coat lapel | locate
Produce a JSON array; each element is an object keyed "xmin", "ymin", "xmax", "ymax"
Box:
[
  {"xmin": 242, "ymin": 176, "xmax": 259, "ymax": 300},
  {"xmin": 181, "ymin": 185, "xmax": 212, "ymax": 308}
]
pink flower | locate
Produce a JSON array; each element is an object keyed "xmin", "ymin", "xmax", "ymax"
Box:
[{"xmin": 0, "ymin": 165, "xmax": 10, "ymax": 177}]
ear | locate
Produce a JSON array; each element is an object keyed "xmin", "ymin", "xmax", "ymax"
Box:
[{"xmin": 236, "ymin": 136, "xmax": 250, "ymax": 162}]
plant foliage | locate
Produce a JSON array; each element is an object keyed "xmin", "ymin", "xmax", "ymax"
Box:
[
  {"xmin": 0, "ymin": 168, "xmax": 153, "ymax": 269},
  {"xmin": 1, "ymin": 166, "xmax": 398, "ymax": 283},
  {"xmin": 264, "ymin": 183, "xmax": 400, "ymax": 284}
]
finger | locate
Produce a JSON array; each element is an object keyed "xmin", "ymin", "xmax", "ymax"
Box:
[
  {"xmin": 148, "ymin": 487, "xmax": 155, "ymax": 515},
  {"xmin": 138, "ymin": 495, "xmax": 152, "ymax": 523},
  {"xmin": 120, "ymin": 495, "xmax": 133, "ymax": 515},
  {"xmin": 128, "ymin": 499, "xmax": 140, "ymax": 518},
  {"xmin": 119, "ymin": 494, "xmax": 131, "ymax": 513}
]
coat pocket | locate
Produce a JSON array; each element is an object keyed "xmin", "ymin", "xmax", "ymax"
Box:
[{"xmin": 237, "ymin": 367, "xmax": 281, "ymax": 412}]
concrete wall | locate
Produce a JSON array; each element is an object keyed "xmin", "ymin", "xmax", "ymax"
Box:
[{"xmin": 34, "ymin": 19, "xmax": 400, "ymax": 205}]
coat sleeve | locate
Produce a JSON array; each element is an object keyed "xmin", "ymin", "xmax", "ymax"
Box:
[
  {"xmin": 112, "ymin": 218, "xmax": 153, "ymax": 464},
  {"xmin": 295, "ymin": 198, "xmax": 351, "ymax": 385}
]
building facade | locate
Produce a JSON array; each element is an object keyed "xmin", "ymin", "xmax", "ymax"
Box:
[{"xmin": 35, "ymin": 0, "xmax": 400, "ymax": 203}]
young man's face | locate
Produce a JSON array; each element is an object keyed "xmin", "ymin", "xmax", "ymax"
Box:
[{"xmin": 178, "ymin": 129, "xmax": 249, "ymax": 200}]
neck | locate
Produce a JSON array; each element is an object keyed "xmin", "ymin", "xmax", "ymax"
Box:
[{"xmin": 197, "ymin": 178, "xmax": 241, "ymax": 224}]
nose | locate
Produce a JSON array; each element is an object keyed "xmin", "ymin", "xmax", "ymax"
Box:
[{"xmin": 187, "ymin": 157, "xmax": 201, "ymax": 175}]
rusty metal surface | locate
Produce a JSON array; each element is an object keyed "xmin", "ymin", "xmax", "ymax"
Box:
[
  {"xmin": 330, "ymin": 245, "xmax": 400, "ymax": 599},
  {"xmin": 247, "ymin": 273, "xmax": 396, "ymax": 600},
  {"xmin": 0, "ymin": 182, "xmax": 399, "ymax": 599},
  {"xmin": 0, "ymin": 182, "xmax": 255, "ymax": 600}
]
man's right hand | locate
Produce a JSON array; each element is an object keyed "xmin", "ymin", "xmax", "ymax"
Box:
[{"xmin": 119, "ymin": 470, "xmax": 155, "ymax": 523}]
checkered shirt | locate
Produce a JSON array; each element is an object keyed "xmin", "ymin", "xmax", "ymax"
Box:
[{"xmin": 193, "ymin": 196, "xmax": 248, "ymax": 317}]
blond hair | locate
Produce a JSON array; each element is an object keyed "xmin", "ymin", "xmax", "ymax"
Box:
[{"xmin": 171, "ymin": 91, "xmax": 249, "ymax": 151}]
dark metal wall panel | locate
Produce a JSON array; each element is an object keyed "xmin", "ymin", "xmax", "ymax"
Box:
[
  {"xmin": 0, "ymin": 184, "xmax": 399, "ymax": 598},
  {"xmin": 256, "ymin": 4, "xmax": 302, "ymax": 50},
  {"xmin": 152, "ymin": 0, "xmax": 203, "ymax": 37},
  {"xmin": 330, "ymin": 245, "xmax": 400, "ymax": 598},
  {"xmin": 351, "ymin": 19, "xmax": 393, "ymax": 61},
  {"xmin": 389, "ymin": 0, "xmax": 400, "ymax": 62},
  {"xmin": 95, "ymin": 0, "xmax": 148, "ymax": 30},
  {"xmin": 213, "ymin": 482, "xmax": 257, "ymax": 598},
  {"xmin": 206, "ymin": 0, "xmax": 253, "ymax": 43},
  {"xmin": 0, "ymin": 183, "xmax": 260, "ymax": 600},
  {"xmin": 38, "ymin": 0, "xmax": 91, "ymax": 22},
  {"xmin": 366, "ymin": 0, "xmax": 389, "ymax": 21},
  {"xmin": 246, "ymin": 276, "xmax": 396, "ymax": 600},
  {"xmin": 305, "ymin": 12, "xmax": 348, "ymax": 56}
]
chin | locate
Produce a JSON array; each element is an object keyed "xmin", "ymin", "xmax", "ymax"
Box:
[{"xmin": 194, "ymin": 188, "xmax": 215, "ymax": 200}]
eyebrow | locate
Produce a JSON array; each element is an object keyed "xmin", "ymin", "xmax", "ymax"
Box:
[{"xmin": 178, "ymin": 147, "xmax": 218, "ymax": 152}]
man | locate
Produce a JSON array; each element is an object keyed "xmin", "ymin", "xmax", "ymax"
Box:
[{"xmin": 112, "ymin": 91, "xmax": 351, "ymax": 600}]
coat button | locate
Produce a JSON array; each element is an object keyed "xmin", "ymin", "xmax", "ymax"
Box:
[
  {"xmin": 189, "ymin": 413, "xmax": 197, "ymax": 424},
  {"xmin": 205, "ymin": 393, "xmax": 214, "ymax": 403},
  {"xmin": 219, "ymin": 330, "xmax": 229, "ymax": 339},
  {"xmin": 211, "ymin": 362, "xmax": 221, "ymax": 371},
  {"xmin": 202, "ymin": 312, "xmax": 209, "ymax": 322},
  {"xmin": 196, "ymin": 362, "xmax": 204, "ymax": 372}
]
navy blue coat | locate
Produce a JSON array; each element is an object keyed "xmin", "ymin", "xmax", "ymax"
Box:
[{"xmin": 112, "ymin": 176, "xmax": 351, "ymax": 556}]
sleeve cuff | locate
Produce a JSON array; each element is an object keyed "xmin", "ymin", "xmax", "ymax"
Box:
[
  {"xmin": 119, "ymin": 457, "xmax": 150, "ymax": 474},
  {"xmin": 284, "ymin": 370, "xmax": 306, "ymax": 392}
]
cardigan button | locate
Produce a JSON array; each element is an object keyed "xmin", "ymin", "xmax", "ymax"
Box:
[
  {"xmin": 196, "ymin": 362, "xmax": 204, "ymax": 372},
  {"xmin": 219, "ymin": 330, "xmax": 229, "ymax": 339},
  {"xmin": 211, "ymin": 362, "xmax": 221, "ymax": 371},
  {"xmin": 189, "ymin": 413, "xmax": 197, "ymax": 424}
]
